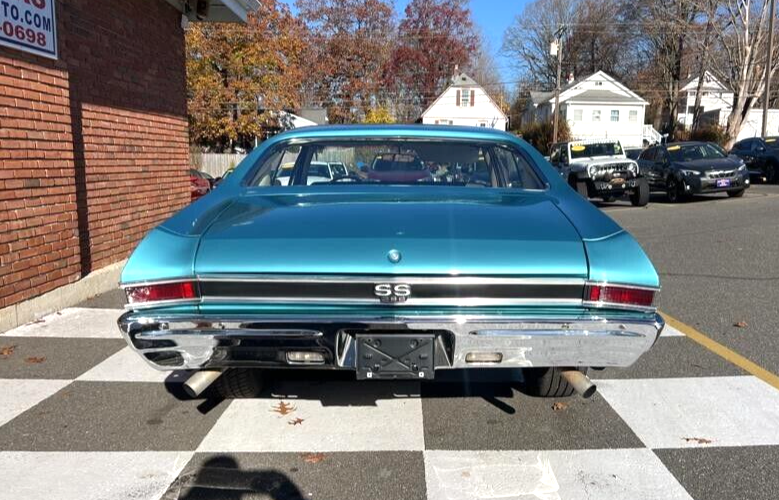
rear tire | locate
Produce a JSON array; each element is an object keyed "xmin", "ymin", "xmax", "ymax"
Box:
[
  {"xmin": 767, "ymin": 163, "xmax": 777, "ymax": 184},
  {"xmin": 666, "ymin": 177, "xmax": 686, "ymax": 203},
  {"xmin": 573, "ymin": 179, "xmax": 589, "ymax": 199},
  {"xmin": 630, "ymin": 180, "xmax": 650, "ymax": 207},
  {"xmin": 727, "ymin": 189, "xmax": 745, "ymax": 198},
  {"xmin": 522, "ymin": 367, "xmax": 588, "ymax": 398},
  {"xmin": 212, "ymin": 368, "xmax": 263, "ymax": 399}
]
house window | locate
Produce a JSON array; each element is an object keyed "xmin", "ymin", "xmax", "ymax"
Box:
[
  {"xmin": 629, "ymin": 110, "xmax": 638, "ymax": 122},
  {"xmin": 592, "ymin": 110, "xmax": 601, "ymax": 122},
  {"xmin": 687, "ymin": 106, "xmax": 696, "ymax": 114},
  {"xmin": 595, "ymin": 81, "xmax": 603, "ymax": 86},
  {"xmin": 461, "ymin": 89, "xmax": 471, "ymax": 107},
  {"xmin": 479, "ymin": 122, "xmax": 487, "ymax": 127},
  {"xmin": 574, "ymin": 109, "xmax": 583, "ymax": 121},
  {"xmin": 611, "ymin": 110, "xmax": 619, "ymax": 122}
]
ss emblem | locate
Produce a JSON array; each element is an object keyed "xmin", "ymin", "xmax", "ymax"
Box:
[{"xmin": 374, "ymin": 283, "xmax": 412, "ymax": 303}]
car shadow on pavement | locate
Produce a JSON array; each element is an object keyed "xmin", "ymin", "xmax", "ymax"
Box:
[
  {"xmin": 161, "ymin": 455, "xmax": 304, "ymax": 500},
  {"xmin": 162, "ymin": 368, "xmax": 535, "ymax": 416}
]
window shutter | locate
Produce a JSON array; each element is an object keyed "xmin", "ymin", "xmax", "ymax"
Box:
[
  {"xmin": 470, "ymin": 89, "xmax": 475, "ymax": 107},
  {"xmin": 456, "ymin": 90, "xmax": 461, "ymax": 107}
]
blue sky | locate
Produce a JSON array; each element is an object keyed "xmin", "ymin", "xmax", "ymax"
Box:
[{"xmin": 279, "ymin": 0, "xmax": 531, "ymax": 82}]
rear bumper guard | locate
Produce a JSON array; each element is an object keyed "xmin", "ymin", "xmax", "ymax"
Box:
[{"xmin": 118, "ymin": 312, "xmax": 664, "ymax": 371}]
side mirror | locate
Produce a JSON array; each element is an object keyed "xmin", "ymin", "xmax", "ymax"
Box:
[{"xmin": 757, "ymin": 146, "xmax": 766, "ymax": 153}]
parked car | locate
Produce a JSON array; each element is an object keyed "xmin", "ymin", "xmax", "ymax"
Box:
[
  {"xmin": 276, "ymin": 161, "xmax": 334, "ymax": 185},
  {"xmin": 549, "ymin": 140, "xmax": 650, "ymax": 206},
  {"xmin": 188, "ymin": 169, "xmax": 210, "ymax": 201},
  {"xmin": 367, "ymin": 152, "xmax": 433, "ymax": 183},
  {"xmin": 638, "ymin": 141, "xmax": 750, "ymax": 202},
  {"xmin": 729, "ymin": 137, "xmax": 779, "ymax": 183},
  {"xmin": 328, "ymin": 161, "xmax": 349, "ymax": 178},
  {"xmin": 119, "ymin": 125, "xmax": 663, "ymax": 400},
  {"xmin": 624, "ymin": 147, "xmax": 644, "ymax": 161}
]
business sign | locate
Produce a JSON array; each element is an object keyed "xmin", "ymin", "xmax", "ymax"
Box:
[{"xmin": 0, "ymin": 0, "xmax": 57, "ymax": 59}]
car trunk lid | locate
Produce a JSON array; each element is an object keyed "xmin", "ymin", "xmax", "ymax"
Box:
[{"xmin": 194, "ymin": 189, "xmax": 588, "ymax": 277}]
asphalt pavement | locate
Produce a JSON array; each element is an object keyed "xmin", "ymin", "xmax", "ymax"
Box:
[{"xmin": 1, "ymin": 184, "xmax": 778, "ymax": 500}]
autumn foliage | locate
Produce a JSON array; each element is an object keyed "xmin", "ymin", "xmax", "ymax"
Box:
[
  {"xmin": 186, "ymin": 0, "xmax": 306, "ymax": 149},
  {"xmin": 186, "ymin": 0, "xmax": 480, "ymax": 149}
]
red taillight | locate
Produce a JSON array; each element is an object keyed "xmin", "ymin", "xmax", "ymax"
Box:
[
  {"xmin": 125, "ymin": 281, "xmax": 198, "ymax": 304},
  {"xmin": 586, "ymin": 284, "xmax": 655, "ymax": 308}
]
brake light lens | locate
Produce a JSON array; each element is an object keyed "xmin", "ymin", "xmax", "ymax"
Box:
[
  {"xmin": 586, "ymin": 284, "xmax": 655, "ymax": 308},
  {"xmin": 125, "ymin": 281, "xmax": 198, "ymax": 304}
]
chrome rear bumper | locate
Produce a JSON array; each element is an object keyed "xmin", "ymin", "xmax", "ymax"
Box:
[{"xmin": 118, "ymin": 312, "xmax": 664, "ymax": 371}]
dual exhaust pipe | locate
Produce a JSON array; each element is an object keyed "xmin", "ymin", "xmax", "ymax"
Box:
[
  {"xmin": 561, "ymin": 369, "xmax": 597, "ymax": 398},
  {"xmin": 183, "ymin": 369, "xmax": 222, "ymax": 398}
]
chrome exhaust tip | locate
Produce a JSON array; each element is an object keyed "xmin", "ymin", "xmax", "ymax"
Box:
[
  {"xmin": 561, "ymin": 369, "xmax": 597, "ymax": 399},
  {"xmin": 183, "ymin": 369, "xmax": 223, "ymax": 398}
]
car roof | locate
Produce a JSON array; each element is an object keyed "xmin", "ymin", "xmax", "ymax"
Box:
[
  {"xmin": 268, "ymin": 124, "xmax": 514, "ymax": 142},
  {"xmin": 663, "ymin": 141, "xmax": 708, "ymax": 147}
]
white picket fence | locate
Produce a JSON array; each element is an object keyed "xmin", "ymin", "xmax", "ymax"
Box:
[{"xmin": 192, "ymin": 153, "xmax": 248, "ymax": 177}]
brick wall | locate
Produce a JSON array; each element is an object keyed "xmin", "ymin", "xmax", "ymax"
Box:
[{"xmin": 0, "ymin": 0, "xmax": 190, "ymax": 309}]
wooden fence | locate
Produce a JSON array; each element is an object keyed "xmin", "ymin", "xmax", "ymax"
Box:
[{"xmin": 191, "ymin": 153, "xmax": 248, "ymax": 177}]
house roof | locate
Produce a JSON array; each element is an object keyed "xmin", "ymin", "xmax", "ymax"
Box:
[
  {"xmin": 419, "ymin": 72, "xmax": 507, "ymax": 121},
  {"xmin": 450, "ymin": 73, "xmax": 479, "ymax": 87},
  {"xmin": 532, "ymin": 71, "xmax": 647, "ymax": 106},
  {"xmin": 565, "ymin": 89, "xmax": 644, "ymax": 104},
  {"xmin": 530, "ymin": 91, "xmax": 554, "ymax": 106},
  {"xmin": 680, "ymin": 71, "xmax": 732, "ymax": 93}
]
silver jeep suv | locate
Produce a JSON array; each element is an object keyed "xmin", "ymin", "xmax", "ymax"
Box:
[{"xmin": 550, "ymin": 140, "xmax": 650, "ymax": 206}]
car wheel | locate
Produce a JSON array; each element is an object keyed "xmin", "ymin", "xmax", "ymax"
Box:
[
  {"xmin": 727, "ymin": 189, "xmax": 745, "ymax": 198},
  {"xmin": 212, "ymin": 368, "xmax": 264, "ymax": 399},
  {"xmin": 630, "ymin": 180, "xmax": 650, "ymax": 207},
  {"xmin": 767, "ymin": 163, "xmax": 778, "ymax": 184},
  {"xmin": 571, "ymin": 179, "xmax": 589, "ymax": 199},
  {"xmin": 666, "ymin": 177, "xmax": 685, "ymax": 202},
  {"xmin": 522, "ymin": 367, "xmax": 588, "ymax": 398}
]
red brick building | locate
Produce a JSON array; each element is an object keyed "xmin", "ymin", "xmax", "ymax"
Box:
[{"xmin": 0, "ymin": 0, "xmax": 252, "ymax": 328}]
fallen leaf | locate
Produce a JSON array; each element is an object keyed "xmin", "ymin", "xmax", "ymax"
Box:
[
  {"xmin": 271, "ymin": 401, "xmax": 296, "ymax": 416},
  {"xmin": 683, "ymin": 437, "xmax": 712, "ymax": 444},
  {"xmin": 288, "ymin": 417, "xmax": 305, "ymax": 426},
  {"xmin": 733, "ymin": 321, "xmax": 748, "ymax": 328},
  {"xmin": 301, "ymin": 453, "xmax": 325, "ymax": 464},
  {"xmin": 28, "ymin": 318, "xmax": 45, "ymax": 325},
  {"xmin": 24, "ymin": 356, "xmax": 46, "ymax": 364},
  {"xmin": 461, "ymin": 471, "xmax": 471, "ymax": 478},
  {"xmin": 0, "ymin": 345, "xmax": 17, "ymax": 357},
  {"xmin": 552, "ymin": 402, "xmax": 569, "ymax": 411}
]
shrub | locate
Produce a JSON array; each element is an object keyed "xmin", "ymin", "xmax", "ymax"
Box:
[
  {"xmin": 518, "ymin": 119, "xmax": 571, "ymax": 156},
  {"xmin": 689, "ymin": 124, "xmax": 730, "ymax": 147}
]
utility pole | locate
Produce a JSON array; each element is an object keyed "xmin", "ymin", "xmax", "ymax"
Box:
[
  {"xmin": 552, "ymin": 25, "xmax": 566, "ymax": 145},
  {"xmin": 763, "ymin": 0, "xmax": 776, "ymax": 137}
]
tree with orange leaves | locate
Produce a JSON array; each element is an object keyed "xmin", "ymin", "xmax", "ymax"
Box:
[{"xmin": 186, "ymin": 0, "xmax": 308, "ymax": 150}]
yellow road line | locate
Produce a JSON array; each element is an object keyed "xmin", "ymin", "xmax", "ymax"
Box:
[{"xmin": 661, "ymin": 311, "xmax": 779, "ymax": 391}]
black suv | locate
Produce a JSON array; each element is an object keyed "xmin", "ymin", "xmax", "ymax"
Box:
[
  {"xmin": 729, "ymin": 137, "xmax": 779, "ymax": 183},
  {"xmin": 637, "ymin": 142, "xmax": 750, "ymax": 202}
]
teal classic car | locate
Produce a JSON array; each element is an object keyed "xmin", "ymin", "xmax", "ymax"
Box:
[{"xmin": 118, "ymin": 125, "xmax": 663, "ymax": 399}]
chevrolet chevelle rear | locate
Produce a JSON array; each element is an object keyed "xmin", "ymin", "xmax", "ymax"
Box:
[{"xmin": 118, "ymin": 125, "xmax": 663, "ymax": 398}]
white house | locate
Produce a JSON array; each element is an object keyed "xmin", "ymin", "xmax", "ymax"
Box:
[
  {"xmin": 420, "ymin": 73, "xmax": 508, "ymax": 130},
  {"xmin": 524, "ymin": 71, "xmax": 659, "ymax": 148},
  {"xmin": 676, "ymin": 71, "xmax": 735, "ymax": 129}
]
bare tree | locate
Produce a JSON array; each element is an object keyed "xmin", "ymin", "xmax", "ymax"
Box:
[
  {"xmin": 710, "ymin": 0, "xmax": 779, "ymax": 147},
  {"xmin": 502, "ymin": 0, "xmax": 578, "ymax": 88}
]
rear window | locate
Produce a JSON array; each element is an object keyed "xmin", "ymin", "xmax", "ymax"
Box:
[{"xmin": 246, "ymin": 139, "xmax": 545, "ymax": 190}]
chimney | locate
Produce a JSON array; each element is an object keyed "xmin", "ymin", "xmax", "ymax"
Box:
[{"xmin": 567, "ymin": 72, "xmax": 574, "ymax": 84}]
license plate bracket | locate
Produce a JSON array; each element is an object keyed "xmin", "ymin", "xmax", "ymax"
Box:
[
  {"xmin": 356, "ymin": 334, "xmax": 435, "ymax": 380},
  {"xmin": 716, "ymin": 178, "xmax": 731, "ymax": 188}
]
